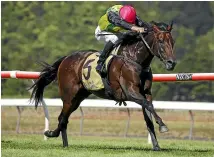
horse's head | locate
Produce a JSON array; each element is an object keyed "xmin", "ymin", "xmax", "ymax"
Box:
[{"xmin": 148, "ymin": 21, "xmax": 176, "ymax": 71}]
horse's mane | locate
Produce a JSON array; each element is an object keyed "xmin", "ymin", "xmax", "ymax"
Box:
[
  {"xmin": 150, "ymin": 21, "xmax": 171, "ymax": 31},
  {"xmin": 121, "ymin": 33, "xmax": 142, "ymax": 46}
]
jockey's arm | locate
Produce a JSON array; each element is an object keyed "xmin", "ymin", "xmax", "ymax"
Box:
[
  {"xmin": 107, "ymin": 11, "xmax": 146, "ymax": 33},
  {"xmin": 107, "ymin": 11, "xmax": 133, "ymax": 30}
]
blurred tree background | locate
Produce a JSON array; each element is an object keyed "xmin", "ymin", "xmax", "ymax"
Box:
[{"xmin": 1, "ymin": 1, "xmax": 214, "ymax": 102}]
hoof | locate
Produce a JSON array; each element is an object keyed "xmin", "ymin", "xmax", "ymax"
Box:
[
  {"xmin": 159, "ymin": 125, "xmax": 169, "ymax": 133},
  {"xmin": 44, "ymin": 130, "xmax": 60, "ymax": 138},
  {"xmin": 153, "ymin": 146, "xmax": 161, "ymax": 151},
  {"xmin": 63, "ymin": 144, "xmax": 68, "ymax": 148}
]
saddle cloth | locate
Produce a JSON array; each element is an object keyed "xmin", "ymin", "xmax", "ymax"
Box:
[{"xmin": 82, "ymin": 52, "xmax": 114, "ymax": 91}]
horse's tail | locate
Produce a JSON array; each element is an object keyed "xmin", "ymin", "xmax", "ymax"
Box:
[{"xmin": 29, "ymin": 56, "xmax": 67, "ymax": 109}]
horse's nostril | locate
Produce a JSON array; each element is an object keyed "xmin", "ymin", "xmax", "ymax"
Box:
[{"xmin": 167, "ymin": 60, "xmax": 173, "ymax": 65}]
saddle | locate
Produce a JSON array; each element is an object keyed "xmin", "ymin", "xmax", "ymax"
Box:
[{"xmin": 82, "ymin": 52, "xmax": 114, "ymax": 91}]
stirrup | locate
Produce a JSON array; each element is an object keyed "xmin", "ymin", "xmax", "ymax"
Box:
[
  {"xmin": 96, "ymin": 63, "xmax": 103, "ymax": 73},
  {"xmin": 96, "ymin": 63, "xmax": 106, "ymax": 77}
]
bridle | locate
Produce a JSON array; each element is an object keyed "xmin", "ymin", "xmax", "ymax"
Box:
[{"xmin": 139, "ymin": 29, "xmax": 173, "ymax": 64}]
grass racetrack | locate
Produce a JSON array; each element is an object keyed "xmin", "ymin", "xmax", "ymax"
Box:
[{"xmin": 1, "ymin": 134, "xmax": 214, "ymax": 157}]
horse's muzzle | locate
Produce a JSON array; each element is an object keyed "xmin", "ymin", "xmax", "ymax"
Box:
[{"xmin": 165, "ymin": 59, "xmax": 176, "ymax": 71}]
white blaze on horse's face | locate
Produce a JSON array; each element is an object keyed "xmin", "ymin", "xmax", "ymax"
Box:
[{"xmin": 153, "ymin": 25, "xmax": 176, "ymax": 71}]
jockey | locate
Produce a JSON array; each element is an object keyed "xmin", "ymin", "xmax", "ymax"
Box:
[{"xmin": 95, "ymin": 4, "xmax": 150, "ymax": 74}]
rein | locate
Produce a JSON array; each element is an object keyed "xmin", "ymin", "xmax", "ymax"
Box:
[{"xmin": 139, "ymin": 33, "xmax": 155, "ymax": 56}]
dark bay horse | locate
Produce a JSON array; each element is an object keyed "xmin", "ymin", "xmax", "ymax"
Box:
[
  {"xmin": 30, "ymin": 21, "xmax": 176, "ymax": 151},
  {"xmin": 114, "ymin": 21, "xmax": 176, "ymax": 150}
]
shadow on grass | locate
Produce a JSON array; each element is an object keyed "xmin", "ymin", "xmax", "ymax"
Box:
[
  {"xmin": 2, "ymin": 140, "xmax": 213, "ymax": 154},
  {"xmin": 160, "ymin": 148, "xmax": 210, "ymax": 153}
]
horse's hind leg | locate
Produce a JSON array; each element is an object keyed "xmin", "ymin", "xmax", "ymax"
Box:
[
  {"xmin": 44, "ymin": 83, "xmax": 80, "ymax": 141},
  {"xmin": 44, "ymin": 83, "xmax": 90, "ymax": 147},
  {"xmin": 60, "ymin": 88, "xmax": 90, "ymax": 147}
]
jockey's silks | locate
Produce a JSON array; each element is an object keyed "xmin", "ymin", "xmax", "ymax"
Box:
[{"xmin": 98, "ymin": 5, "xmax": 126, "ymax": 32}]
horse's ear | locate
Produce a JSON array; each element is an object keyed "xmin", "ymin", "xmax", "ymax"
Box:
[
  {"xmin": 170, "ymin": 20, "xmax": 173, "ymax": 29},
  {"xmin": 167, "ymin": 21, "xmax": 174, "ymax": 31},
  {"xmin": 167, "ymin": 20, "xmax": 173, "ymax": 31},
  {"xmin": 171, "ymin": 21, "xmax": 174, "ymax": 26}
]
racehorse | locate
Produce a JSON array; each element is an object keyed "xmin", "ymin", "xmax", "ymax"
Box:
[
  {"xmin": 114, "ymin": 21, "xmax": 176, "ymax": 150},
  {"xmin": 30, "ymin": 21, "xmax": 176, "ymax": 151}
]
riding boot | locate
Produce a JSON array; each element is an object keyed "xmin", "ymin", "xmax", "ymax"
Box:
[{"xmin": 96, "ymin": 41, "xmax": 115, "ymax": 75}]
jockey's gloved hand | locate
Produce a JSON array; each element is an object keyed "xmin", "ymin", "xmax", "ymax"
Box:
[{"xmin": 131, "ymin": 26, "xmax": 145, "ymax": 33}]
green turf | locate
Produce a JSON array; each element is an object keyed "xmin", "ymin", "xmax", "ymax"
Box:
[{"xmin": 1, "ymin": 134, "xmax": 214, "ymax": 157}]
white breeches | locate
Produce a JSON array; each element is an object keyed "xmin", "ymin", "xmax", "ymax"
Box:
[{"xmin": 95, "ymin": 26, "xmax": 119, "ymax": 44}]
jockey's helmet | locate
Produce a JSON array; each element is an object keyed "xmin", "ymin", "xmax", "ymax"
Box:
[{"xmin": 119, "ymin": 5, "xmax": 136, "ymax": 24}]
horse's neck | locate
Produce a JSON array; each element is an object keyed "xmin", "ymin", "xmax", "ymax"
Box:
[{"xmin": 118, "ymin": 40, "xmax": 154, "ymax": 68}]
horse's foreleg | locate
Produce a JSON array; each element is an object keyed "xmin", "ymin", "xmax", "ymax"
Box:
[
  {"xmin": 143, "ymin": 93, "xmax": 160, "ymax": 151},
  {"xmin": 139, "ymin": 73, "xmax": 160, "ymax": 150},
  {"xmin": 143, "ymin": 108, "xmax": 160, "ymax": 151},
  {"xmin": 128, "ymin": 89, "xmax": 168, "ymax": 133},
  {"xmin": 145, "ymin": 102, "xmax": 168, "ymax": 133}
]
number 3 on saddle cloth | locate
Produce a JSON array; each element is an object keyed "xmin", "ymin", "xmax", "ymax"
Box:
[{"xmin": 82, "ymin": 52, "xmax": 114, "ymax": 92}]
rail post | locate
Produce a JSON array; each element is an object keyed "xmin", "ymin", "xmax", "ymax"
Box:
[
  {"xmin": 41, "ymin": 99, "xmax": 50, "ymax": 140},
  {"xmin": 16, "ymin": 106, "xmax": 22, "ymax": 133},
  {"xmin": 188, "ymin": 110, "xmax": 194, "ymax": 140},
  {"xmin": 79, "ymin": 107, "xmax": 84, "ymax": 135},
  {"xmin": 124, "ymin": 108, "xmax": 131, "ymax": 137}
]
